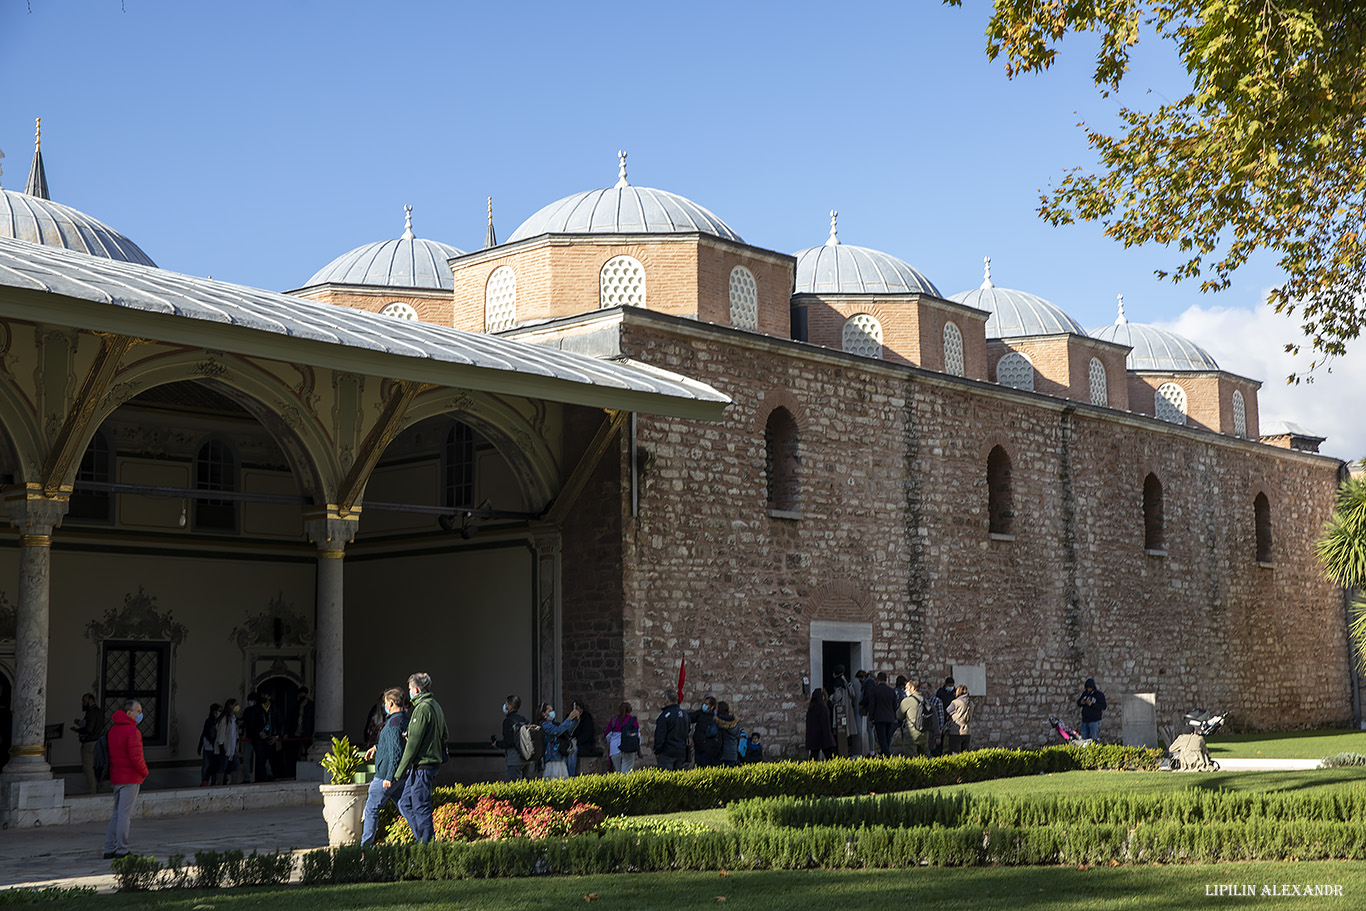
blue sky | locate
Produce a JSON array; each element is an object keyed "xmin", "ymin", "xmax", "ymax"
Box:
[{"xmin": 2, "ymin": 1, "xmax": 1360, "ymax": 457}]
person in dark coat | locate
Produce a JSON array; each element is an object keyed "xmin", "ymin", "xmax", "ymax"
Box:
[
  {"xmin": 653, "ymin": 692, "xmax": 689, "ymax": 770},
  {"xmin": 1077, "ymin": 678, "xmax": 1108, "ymax": 740},
  {"xmin": 361, "ymin": 688, "xmax": 409, "ymax": 846},
  {"xmin": 242, "ymin": 692, "xmax": 273, "ymax": 783},
  {"xmin": 71, "ymin": 693, "xmax": 104, "ymax": 794},
  {"xmin": 567, "ymin": 700, "xmax": 600, "ymax": 776},
  {"xmin": 805, "ymin": 689, "xmax": 837, "ymax": 760},
  {"xmin": 715, "ymin": 701, "xmax": 740, "ymax": 766},
  {"xmin": 689, "ymin": 694, "xmax": 722, "ymax": 767},
  {"xmin": 861, "ymin": 672, "xmax": 900, "ymax": 756},
  {"xmin": 197, "ymin": 703, "xmax": 221, "ymax": 786}
]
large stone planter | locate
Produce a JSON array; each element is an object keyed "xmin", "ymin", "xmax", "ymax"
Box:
[{"xmin": 319, "ymin": 782, "xmax": 369, "ymax": 847}]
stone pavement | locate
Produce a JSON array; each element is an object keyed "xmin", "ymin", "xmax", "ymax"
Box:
[{"xmin": 0, "ymin": 802, "xmax": 325, "ymax": 893}]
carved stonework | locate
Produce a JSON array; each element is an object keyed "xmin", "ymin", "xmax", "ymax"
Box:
[
  {"xmin": 446, "ymin": 393, "xmax": 476, "ymax": 414},
  {"xmin": 105, "ymin": 379, "xmax": 144, "ymax": 409},
  {"xmin": 0, "ymin": 590, "xmax": 14, "ymax": 640},
  {"xmin": 229, "ymin": 592, "xmax": 315, "ymax": 650},
  {"xmin": 85, "ymin": 586, "xmax": 189, "ymax": 645}
]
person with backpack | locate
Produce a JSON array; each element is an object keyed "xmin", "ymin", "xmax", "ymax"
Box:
[
  {"xmin": 653, "ymin": 691, "xmax": 689, "ymax": 771},
  {"xmin": 388, "ymin": 672, "xmax": 448, "ymax": 844},
  {"xmin": 896, "ymin": 679, "xmax": 930, "ymax": 758},
  {"xmin": 689, "ymin": 694, "xmax": 722, "ymax": 767},
  {"xmin": 197, "ymin": 703, "xmax": 221, "ymax": 786},
  {"xmin": 360, "ymin": 688, "xmax": 409, "ymax": 846},
  {"xmin": 537, "ymin": 701, "xmax": 581, "ymax": 779},
  {"xmin": 103, "ymin": 699, "xmax": 148, "ymax": 859},
  {"xmin": 604, "ymin": 702, "xmax": 640, "ymax": 773},
  {"xmin": 805, "ymin": 689, "xmax": 837, "ymax": 760},
  {"xmin": 492, "ymin": 694, "xmax": 537, "ymax": 780}
]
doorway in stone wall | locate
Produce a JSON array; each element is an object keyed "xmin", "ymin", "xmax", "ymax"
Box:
[
  {"xmin": 809, "ymin": 621, "xmax": 872, "ymax": 701},
  {"xmin": 255, "ymin": 676, "xmax": 299, "ymax": 780},
  {"xmin": 822, "ymin": 641, "xmax": 854, "ymax": 694}
]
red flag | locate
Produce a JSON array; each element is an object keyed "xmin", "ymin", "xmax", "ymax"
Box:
[{"xmin": 677, "ymin": 658, "xmax": 686, "ymax": 705}]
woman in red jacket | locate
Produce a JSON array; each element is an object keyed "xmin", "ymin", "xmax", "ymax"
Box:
[{"xmin": 104, "ymin": 700, "xmax": 149, "ymax": 859}]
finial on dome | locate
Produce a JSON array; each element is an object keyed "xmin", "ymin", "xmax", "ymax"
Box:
[
  {"xmin": 484, "ymin": 196, "xmax": 498, "ymax": 249},
  {"xmin": 980, "ymin": 256, "xmax": 994, "ymax": 290},
  {"xmin": 25, "ymin": 117, "xmax": 48, "ymax": 200},
  {"xmin": 825, "ymin": 209, "xmax": 840, "ymax": 246},
  {"xmin": 35, "ymin": 118, "xmax": 41, "ymax": 148},
  {"xmin": 1116, "ymin": 293, "xmax": 1127, "ymax": 324},
  {"xmin": 615, "ymin": 150, "xmax": 630, "ymax": 188},
  {"xmin": 402, "ymin": 205, "xmax": 415, "ymax": 240}
]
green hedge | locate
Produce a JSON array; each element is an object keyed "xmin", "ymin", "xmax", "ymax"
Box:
[
  {"xmin": 417, "ymin": 745, "xmax": 1158, "ymax": 818},
  {"xmin": 299, "ymin": 817, "xmax": 1366, "ymax": 881},
  {"xmin": 727, "ymin": 788, "xmax": 1366, "ymax": 830}
]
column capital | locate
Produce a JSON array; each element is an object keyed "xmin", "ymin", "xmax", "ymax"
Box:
[
  {"xmin": 303, "ymin": 507, "xmax": 360, "ymax": 554},
  {"xmin": 4, "ymin": 485, "xmax": 69, "ymax": 537}
]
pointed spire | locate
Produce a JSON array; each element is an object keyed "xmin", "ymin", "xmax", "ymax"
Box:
[
  {"xmin": 825, "ymin": 209, "xmax": 840, "ymax": 246},
  {"xmin": 401, "ymin": 204, "xmax": 415, "ymax": 240},
  {"xmin": 615, "ymin": 150, "xmax": 630, "ymax": 188},
  {"xmin": 1116, "ymin": 293, "xmax": 1127, "ymax": 324},
  {"xmin": 26, "ymin": 117, "xmax": 48, "ymax": 200},
  {"xmin": 980, "ymin": 256, "xmax": 994, "ymax": 289},
  {"xmin": 484, "ymin": 196, "xmax": 497, "ymax": 249}
]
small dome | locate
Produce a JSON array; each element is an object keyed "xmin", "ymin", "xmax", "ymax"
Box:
[
  {"xmin": 792, "ymin": 244, "xmax": 940, "ymax": 297},
  {"xmin": 950, "ymin": 288, "xmax": 1086, "ymax": 338},
  {"xmin": 0, "ymin": 187, "xmax": 155, "ymax": 266},
  {"xmin": 303, "ymin": 207, "xmax": 465, "ymax": 290},
  {"xmin": 507, "ymin": 152, "xmax": 742, "ymax": 244},
  {"xmin": 1090, "ymin": 315, "xmax": 1219, "ymax": 371}
]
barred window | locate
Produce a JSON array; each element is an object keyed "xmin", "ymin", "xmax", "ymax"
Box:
[
  {"xmin": 729, "ymin": 266, "xmax": 759, "ymax": 331},
  {"xmin": 600, "ymin": 256, "xmax": 646, "ymax": 308},
  {"xmin": 380, "ymin": 302, "xmax": 418, "ymax": 321},
  {"xmin": 943, "ymin": 321, "xmax": 965, "ymax": 376},
  {"xmin": 444, "ymin": 422, "xmax": 476, "ymax": 509},
  {"xmin": 485, "ymin": 266, "xmax": 517, "ymax": 331},
  {"xmin": 101, "ymin": 641, "xmax": 169, "ymax": 745},
  {"xmin": 996, "ymin": 352, "xmax": 1034, "ymax": 391},
  {"xmin": 842, "ymin": 314, "xmax": 883, "ymax": 359},
  {"xmin": 69, "ymin": 431, "xmax": 113, "ymax": 522},
  {"xmin": 1232, "ymin": 390, "xmax": 1247, "ymax": 437},
  {"xmin": 194, "ymin": 440, "xmax": 237, "ymax": 531},
  {"xmin": 1088, "ymin": 358, "xmax": 1108, "ymax": 407},
  {"xmin": 1155, "ymin": 383, "xmax": 1187, "ymax": 424}
]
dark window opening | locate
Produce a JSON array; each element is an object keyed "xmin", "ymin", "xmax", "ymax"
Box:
[
  {"xmin": 1255, "ymin": 492, "xmax": 1273, "ymax": 563},
  {"xmin": 69, "ymin": 431, "xmax": 112, "ymax": 522},
  {"xmin": 101, "ymin": 641, "xmax": 170, "ymax": 746},
  {"xmin": 194, "ymin": 439, "xmax": 237, "ymax": 531},
  {"xmin": 765, "ymin": 407, "xmax": 800, "ymax": 513},
  {"xmin": 988, "ymin": 445, "xmax": 1014, "ymax": 535},
  {"xmin": 444, "ymin": 422, "xmax": 477, "ymax": 509},
  {"xmin": 1144, "ymin": 473, "xmax": 1165, "ymax": 551}
]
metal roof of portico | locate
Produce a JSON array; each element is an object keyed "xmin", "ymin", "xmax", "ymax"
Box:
[{"xmin": 0, "ymin": 237, "xmax": 730, "ymax": 420}]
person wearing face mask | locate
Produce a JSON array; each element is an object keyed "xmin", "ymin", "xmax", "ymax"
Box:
[
  {"xmin": 360, "ymin": 687, "xmax": 409, "ymax": 846},
  {"xmin": 103, "ymin": 699, "xmax": 149, "ymax": 859},
  {"xmin": 388, "ymin": 672, "xmax": 449, "ymax": 844},
  {"xmin": 538, "ymin": 701, "xmax": 582, "ymax": 779},
  {"xmin": 689, "ymin": 694, "xmax": 722, "ymax": 768},
  {"xmin": 491, "ymin": 695, "xmax": 534, "ymax": 781}
]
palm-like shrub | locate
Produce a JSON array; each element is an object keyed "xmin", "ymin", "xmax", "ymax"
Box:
[{"xmin": 1316, "ymin": 468, "xmax": 1366, "ymax": 671}]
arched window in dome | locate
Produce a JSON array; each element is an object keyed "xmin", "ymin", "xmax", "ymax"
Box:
[
  {"xmin": 69, "ymin": 430, "xmax": 113, "ymax": 522},
  {"xmin": 943, "ymin": 321, "xmax": 965, "ymax": 376},
  {"xmin": 842, "ymin": 314, "xmax": 883, "ymax": 359},
  {"xmin": 996, "ymin": 352, "xmax": 1034, "ymax": 392},
  {"xmin": 1143, "ymin": 473, "xmax": 1165, "ymax": 552},
  {"xmin": 1088, "ymin": 358, "xmax": 1109, "ymax": 407},
  {"xmin": 765, "ymin": 407, "xmax": 800, "ymax": 514},
  {"xmin": 485, "ymin": 266, "xmax": 517, "ymax": 332},
  {"xmin": 1254, "ymin": 492, "xmax": 1273, "ymax": 563},
  {"xmin": 1154, "ymin": 382, "xmax": 1187, "ymax": 424},
  {"xmin": 600, "ymin": 256, "xmax": 646, "ymax": 308},
  {"xmin": 729, "ymin": 266, "xmax": 759, "ymax": 332},
  {"xmin": 194, "ymin": 439, "xmax": 237, "ymax": 532},
  {"xmin": 380, "ymin": 302, "xmax": 418, "ymax": 321},
  {"xmin": 988, "ymin": 445, "xmax": 1014, "ymax": 536},
  {"xmin": 1231, "ymin": 390, "xmax": 1247, "ymax": 437}
]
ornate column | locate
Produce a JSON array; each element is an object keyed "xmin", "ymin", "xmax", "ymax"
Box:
[
  {"xmin": 304, "ymin": 509, "xmax": 358, "ymax": 757},
  {"xmin": 1, "ymin": 487, "xmax": 68, "ymax": 784}
]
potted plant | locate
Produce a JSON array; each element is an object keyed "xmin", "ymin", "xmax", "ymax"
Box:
[{"xmin": 318, "ymin": 735, "xmax": 369, "ymax": 846}]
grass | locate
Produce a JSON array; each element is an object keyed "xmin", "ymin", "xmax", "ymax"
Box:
[
  {"xmin": 26, "ymin": 864, "xmax": 1366, "ymax": 910},
  {"xmin": 1204, "ymin": 729, "xmax": 1366, "ymax": 760}
]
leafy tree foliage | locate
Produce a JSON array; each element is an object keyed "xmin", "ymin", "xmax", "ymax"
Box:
[{"xmin": 948, "ymin": 1, "xmax": 1366, "ymax": 371}]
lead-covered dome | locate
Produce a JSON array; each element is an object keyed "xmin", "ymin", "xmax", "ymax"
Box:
[
  {"xmin": 302, "ymin": 206, "xmax": 465, "ymax": 290},
  {"xmin": 507, "ymin": 152, "xmax": 743, "ymax": 244},
  {"xmin": 792, "ymin": 211, "xmax": 940, "ymax": 296},
  {"xmin": 1, "ymin": 187, "xmax": 156, "ymax": 266},
  {"xmin": 1089, "ymin": 297, "xmax": 1219, "ymax": 371},
  {"xmin": 949, "ymin": 259, "xmax": 1086, "ymax": 338}
]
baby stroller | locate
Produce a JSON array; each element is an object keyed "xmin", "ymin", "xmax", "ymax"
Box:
[
  {"xmin": 1158, "ymin": 709, "xmax": 1227, "ymax": 771},
  {"xmin": 1046, "ymin": 716, "xmax": 1094, "ymax": 747}
]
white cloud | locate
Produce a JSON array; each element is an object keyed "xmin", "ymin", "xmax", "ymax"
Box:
[{"xmin": 1156, "ymin": 302, "xmax": 1366, "ymax": 462}]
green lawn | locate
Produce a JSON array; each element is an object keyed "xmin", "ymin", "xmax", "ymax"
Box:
[
  {"xmin": 30, "ymin": 864, "xmax": 1366, "ymax": 911},
  {"xmin": 1205, "ymin": 729, "xmax": 1366, "ymax": 759}
]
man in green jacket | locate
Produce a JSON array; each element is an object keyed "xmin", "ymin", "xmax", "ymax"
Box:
[{"xmin": 386, "ymin": 672, "xmax": 448, "ymax": 843}]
